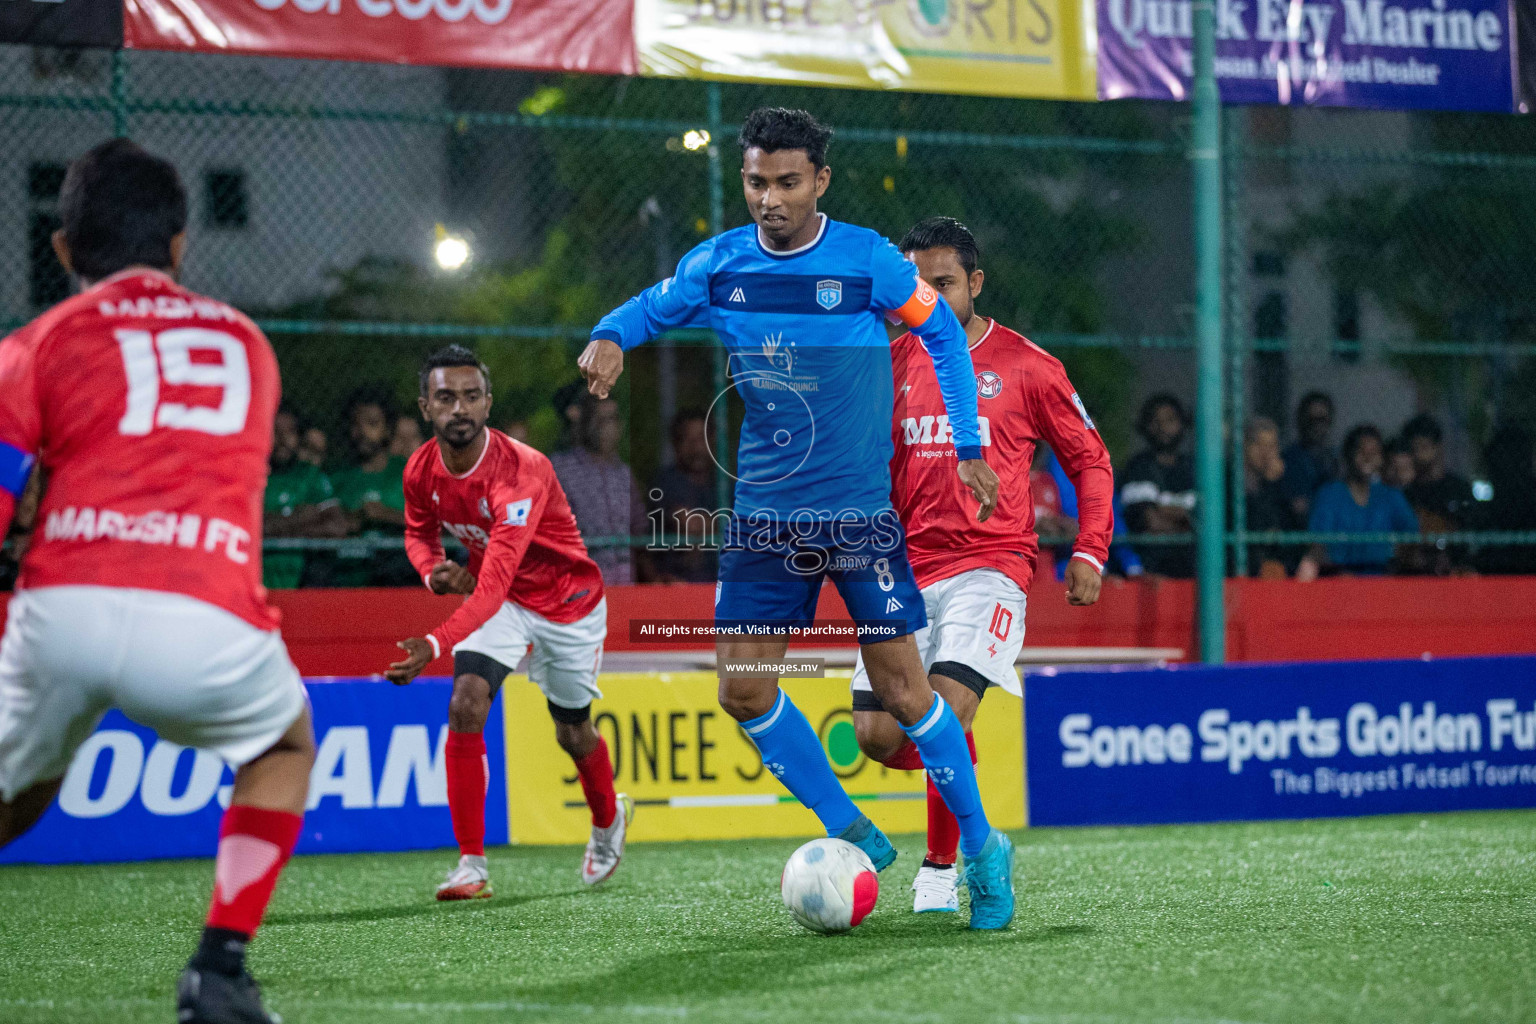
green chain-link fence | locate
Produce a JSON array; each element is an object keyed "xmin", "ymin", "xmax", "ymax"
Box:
[{"xmin": 2, "ymin": 45, "xmax": 1533, "ymax": 586}]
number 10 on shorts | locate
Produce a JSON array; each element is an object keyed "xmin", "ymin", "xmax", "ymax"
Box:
[{"xmin": 988, "ymin": 603, "xmax": 1013, "ymax": 641}]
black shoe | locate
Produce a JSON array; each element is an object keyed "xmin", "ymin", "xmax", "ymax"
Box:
[{"xmin": 176, "ymin": 965, "xmax": 281, "ymax": 1024}]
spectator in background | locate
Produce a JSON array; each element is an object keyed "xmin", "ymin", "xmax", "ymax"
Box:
[
  {"xmin": 1280, "ymin": 391, "xmax": 1339, "ymax": 523},
  {"xmin": 390, "ymin": 415, "xmax": 424, "ymax": 459},
  {"xmin": 330, "ymin": 388, "xmax": 412, "ymax": 585},
  {"xmin": 298, "ymin": 425, "xmax": 329, "ymax": 469},
  {"xmin": 1120, "ymin": 393, "xmax": 1196, "ymax": 577},
  {"xmin": 263, "ymin": 406, "xmax": 347, "ymax": 589},
  {"xmin": 1400, "ymin": 413, "xmax": 1475, "ymax": 575},
  {"xmin": 550, "ymin": 380, "xmax": 586, "ymax": 453},
  {"xmin": 1477, "ymin": 425, "xmax": 1536, "ymax": 575},
  {"xmin": 1297, "ymin": 424, "xmax": 1417, "ymax": 580},
  {"xmin": 1401, "ymin": 413, "xmax": 1474, "ymax": 528},
  {"xmin": 552, "ymin": 391, "xmax": 650, "ymax": 585},
  {"xmin": 1046, "ymin": 449, "xmax": 1143, "ymax": 578},
  {"xmin": 1241, "ymin": 416, "xmax": 1296, "ymax": 577},
  {"xmin": 648, "ymin": 408, "xmax": 719, "ymax": 583},
  {"xmin": 500, "ymin": 419, "xmax": 531, "ymax": 445},
  {"xmin": 1030, "ymin": 445, "xmax": 1077, "ymax": 583},
  {"xmin": 1382, "ymin": 436, "xmax": 1417, "ymax": 491}
]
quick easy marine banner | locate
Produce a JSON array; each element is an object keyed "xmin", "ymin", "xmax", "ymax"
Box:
[
  {"xmin": 1026, "ymin": 655, "xmax": 1536, "ymax": 826},
  {"xmin": 1096, "ymin": 0, "xmax": 1520, "ymax": 111}
]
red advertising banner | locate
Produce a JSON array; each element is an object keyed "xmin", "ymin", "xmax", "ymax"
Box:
[{"xmin": 123, "ymin": 0, "xmax": 637, "ymax": 74}]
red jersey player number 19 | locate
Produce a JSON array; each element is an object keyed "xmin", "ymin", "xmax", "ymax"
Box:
[{"xmin": 0, "ymin": 140, "xmax": 313, "ymax": 1024}]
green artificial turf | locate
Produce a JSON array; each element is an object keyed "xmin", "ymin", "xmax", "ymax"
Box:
[{"xmin": 2, "ymin": 811, "xmax": 1534, "ymax": 1023}]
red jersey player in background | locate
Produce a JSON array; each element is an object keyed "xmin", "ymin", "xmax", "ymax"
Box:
[
  {"xmin": 386, "ymin": 346, "xmax": 631, "ymax": 899},
  {"xmin": 850, "ymin": 217, "xmax": 1115, "ymax": 913},
  {"xmin": 0, "ymin": 140, "xmax": 314, "ymax": 1024}
]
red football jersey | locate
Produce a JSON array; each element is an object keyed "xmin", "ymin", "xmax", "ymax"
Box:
[
  {"xmin": 404, "ymin": 429, "xmax": 604, "ymax": 653},
  {"xmin": 0, "ymin": 269, "xmax": 280, "ymax": 631},
  {"xmin": 891, "ymin": 319, "xmax": 1114, "ymax": 592}
]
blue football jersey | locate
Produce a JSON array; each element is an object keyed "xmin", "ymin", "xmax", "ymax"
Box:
[{"xmin": 592, "ymin": 214, "xmax": 982, "ymax": 517}]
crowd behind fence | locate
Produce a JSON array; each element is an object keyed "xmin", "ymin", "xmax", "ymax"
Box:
[{"xmin": 2, "ymin": 45, "xmax": 1534, "ymax": 591}]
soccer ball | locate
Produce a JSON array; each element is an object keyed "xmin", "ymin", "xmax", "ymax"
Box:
[{"xmin": 780, "ymin": 838, "xmax": 879, "ymax": 934}]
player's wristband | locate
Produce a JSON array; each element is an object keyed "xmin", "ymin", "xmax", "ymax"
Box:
[
  {"xmin": 1070, "ymin": 552, "xmax": 1105, "ymax": 573},
  {"xmin": 426, "ymin": 635, "xmax": 442, "ymax": 660},
  {"xmin": 955, "ymin": 445, "xmax": 983, "ymax": 462},
  {"xmin": 423, "ymin": 572, "xmax": 435, "ymax": 592}
]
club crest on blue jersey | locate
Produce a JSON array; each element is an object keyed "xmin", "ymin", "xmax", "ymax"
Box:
[
  {"xmin": 815, "ymin": 280, "xmax": 842, "ymax": 310},
  {"xmin": 976, "ymin": 371, "xmax": 1004, "ymax": 399}
]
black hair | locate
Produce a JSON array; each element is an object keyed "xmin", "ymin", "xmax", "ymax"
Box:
[
  {"xmin": 670, "ymin": 406, "xmax": 708, "ymax": 442},
  {"xmin": 419, "ymin": 344, "xmax": 490, "ymax": 397},
  {"xmin": 1384, "ymin": 434, "xmax": 1412, "ymax": 459},
  {"xmin": 344, "ymin": 385, "xmax": 397, "ymax": 429},
  {"xmin": 898, "ymin": 216, "xmax": 980, "ymax": 276},
  {"xmin": 1342, "ymin": 423, "xmax": 1383, "ymax": 462},
  {"xmin": 552, "ymin": 380, "xmax": 586, "ymax": 419},
  {"xmin": 1401, "ymin": 413, "xmax": 1444, "ymax": 446},
  {"xmin": 1296, "ymin": 391, "xmax": 1334, "ymax": 419},
  {"xmin": 738, "ymin": 108, "xmax": 833, "ymax": 169},
  {"xmin": 58, "ymin": 139, "xmax": 187, "ymax": 283},
  {"xmin": 1137, "ymin": 392, "xmax": 1190, "ymax": 440}
]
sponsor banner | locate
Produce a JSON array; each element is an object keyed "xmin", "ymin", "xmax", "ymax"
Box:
[
  {"xmin": 1, "ymin": 0, "xmax": 122, "ymax": 46},
  {"xmin": 1026, "ymin": 655, "xmax": 1536, "ymax": 827},
  {"xmin": 503, "ymin": 671, "xmax": 1025, "ymax": 844},
  {"xmin": 636, "ymin": 0, "xmax": 1096, "ymax": 99},
  {"xmin": 1096, "ymin": 0, "xmax": 1519, "ymax": 111},
  {"xmin": 0, "ymin": 679, "xmax": 507, "ymax": 865},
  {"xmin": 123, "ymin": 0, "xmax": 637, "ymax": 74}
]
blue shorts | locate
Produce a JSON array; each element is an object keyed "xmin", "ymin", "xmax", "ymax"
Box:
[{"xmin": 714, "ymin": 511, "xmax": 927, "ymax": 644}]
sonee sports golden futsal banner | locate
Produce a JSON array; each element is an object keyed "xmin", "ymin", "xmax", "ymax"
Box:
[
  {"xmin": 636, "ymin": 0, "xmax": 1097, "ymax": 100},
  {"xmin": 503, "ymin": 671, "xmax": 1025, "ymax": 845}
]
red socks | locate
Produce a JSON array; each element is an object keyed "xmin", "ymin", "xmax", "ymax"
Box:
[
  {"xmin": 883, "ymin": 738, "xmax": 925, "ymax": 771},
  {"xmin": 206, "ymin": 805, "xmax": 303, "ymax": 939},
  {"xmin": 895, "ymin": 732, "xmax": 977, "ymax": 867},
  {"xmin": 446, "ymin": 730, "xmax": 488, "ymax": 857},
  {"xmin": 574, "ymin": 737, "xmax": 618, "ymax": 829}
]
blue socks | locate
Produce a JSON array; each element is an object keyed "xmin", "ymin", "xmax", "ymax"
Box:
[
  {"xmin": 741, "ymin": 689, "xmax": 861, "ymax": 836},
  {"xmin": 904, "ymin": 694, "xmax": 991, "ymax": 859}
]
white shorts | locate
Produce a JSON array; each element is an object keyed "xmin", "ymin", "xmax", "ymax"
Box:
[
  {"xmin": 453, "ymin": 598, "xmax": 606, "ymax": 710},
  {"xmin": 0, "ymin": 585, "xmax": 307, "ymax": 802},
  {"xmin": 850, "ymin": 568, "xmax": 1025, "ymax": 710}
]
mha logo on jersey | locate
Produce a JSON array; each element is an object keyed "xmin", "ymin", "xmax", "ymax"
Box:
[
  {"xmin": 1071, "ymin": 392, "xmax": 1096, "ymax": 430},
  {"xmin": 977, "ymin": 371, "xmax": 1004, "ymax": 399},
  {"xmin": 815, "ymin": 280, "xmax": 842, "ymax": 310},
  {"xmin": 505, "ymin": 498, "xmax": 532, "ymax": 526}
]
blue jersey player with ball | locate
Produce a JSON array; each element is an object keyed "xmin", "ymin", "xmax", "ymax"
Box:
[{"xmin": 579, "ymin": 108, "xmax": 1015, "ymax": 929}]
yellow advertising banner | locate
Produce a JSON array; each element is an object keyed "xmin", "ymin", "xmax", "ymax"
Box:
[
  {"xmin": 503, "ymin": 671, "xmax": 1024, "ymax": 844},
  {"xmin": 636, "ymin": 0, "xmax": 1096, "ymax": 100}
]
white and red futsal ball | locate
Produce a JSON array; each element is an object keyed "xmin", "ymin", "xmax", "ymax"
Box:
[{"xmin": 780, "ymin": 838, "xmax": 879, "ymax": 934}]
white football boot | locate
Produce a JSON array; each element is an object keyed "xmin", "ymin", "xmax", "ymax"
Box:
[
  {"xmin": 912, "ymin": 863, "xmax": 961, "ymax": 913},
  {"xmin": 581, "ymin": 793, "xmax": 634, "ymax": 886},
  {"xmin": 436, "ymin": 854, "xmax": 492, "ymax": 901}
]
